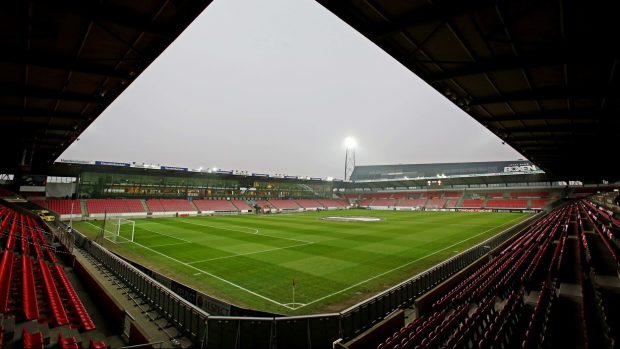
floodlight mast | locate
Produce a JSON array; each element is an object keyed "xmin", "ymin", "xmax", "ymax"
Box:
[{"xmin": 344, "ymin": 137, "xmax": 356, "ymax": 181}]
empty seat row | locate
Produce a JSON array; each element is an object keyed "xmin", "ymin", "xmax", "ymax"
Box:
[
  {"xmin": 316, "ymin": 199, "xmax": 348, "ymax": 208},
  {"xmin": 31, "ymin": 200, "xmax": 82, "ymax": 215},
  {"xmin": 22, "ymin": 255, "xmax": 39, "ymax": 320},
  {"xmin": 146, "ymin": 199, "xmax": 195, "ymax": 212},
  {"xmin": 1, "ymin": 204, "xmax": 97, "ymax": 335},
  {"xmin": 267, "ymin": 200, "xmax": 301, "ymax": 210},
  {"xmin": 0, "ymin": 251, "xmax": 15, "ymax": 313},
  {"xmin": 192, "ymin": 199, "xmax": 239, "ymax": 211},
  {"xmin": 376, "ymin": 204, "xmax": 574, "ymax": 349},
  {"xmin": 52, "ymin": 264, "xmax": 96, "ymax": 331},
  {"xmin": 86, "ymin": 199, "xmax": 145, "ymax": 214},
  {"xmin": 39, "ymin": 259, "xmax": 70, "ymax": 326},
  {"xmin": 485, "ymin": 199, "xmax": 529, "ymax": 209},
  {"xmin": 579, "ymin": 201, "xmax": 620, "ymax": 266},
  {"xmin": 22, "ymin": 328, "xmax": 44, "ymax": 349},
  {"xmin": 294, "ymin": 199, "xmax": 323, "ymax": 209}
]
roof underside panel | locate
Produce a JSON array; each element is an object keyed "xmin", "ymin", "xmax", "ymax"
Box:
[
  {"xmin": 317, "ymin": 0, "xmax": 620, "ymax": 182},
  {"xmin": 0, "ymin": 0, "xmax": 212, "ymax": 173}
]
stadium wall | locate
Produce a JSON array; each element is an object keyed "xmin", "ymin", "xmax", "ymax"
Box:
[
  {"xmin": 150, "ymin": 211, "xmax": 199, "ymax": 217},
  {"xmin": 125, "ymin": 259, "xmax": 235, "ymax": 317},
  {"xmin": 89, "ymin": 212, "xmax": 148, "ymax": 219}
]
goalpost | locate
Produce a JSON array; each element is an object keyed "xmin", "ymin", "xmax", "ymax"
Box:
[{"xmin": 102, "ymin": 217, "xmax": 136, "ymax": 244}]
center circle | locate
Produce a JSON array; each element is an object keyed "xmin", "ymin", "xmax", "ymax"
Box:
[{"xmin": 320, "ymin": 216, "xmax": 383, "ymax": 222}]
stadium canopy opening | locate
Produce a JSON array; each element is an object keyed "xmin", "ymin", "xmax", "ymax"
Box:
[{"xmin": 317, "ymin": 0, "xmax": 620, "ymax": 183}]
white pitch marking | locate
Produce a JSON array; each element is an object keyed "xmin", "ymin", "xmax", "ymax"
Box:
[
  {"xmin": 83, "ymin": 222, "xmax": 133, "ymax": 244},
  {"xmin": 110, "ymin": 233, "xmax": 295, "ymax": 310},
  {"xmin": 136, "ymin": 225, "xmax": 193, "ymax": 243},
  {"xmin": 148, "ymin": 241, "xmax": 193, "ymax": 248},
  {"xmin": 401, "ymin": 221, "xmax": 497, "ymax": 227},
  {"xmin": 177, "ymin": 218, "xmax": 313, "ymax": 244},
  {"xmin": 83, "ymin": 221, "xmax": 298, "ymax": 310},
  {"xmin": 193, "ymin": 272, "xmax": 202, "ymax": 276},
  {"xmin": 177, "ymin": 219, "xmax": 259, "ymax": 234},
  {"xmin": 298, "ymin": 214, "xmax": 528, "ymax": 308},
  {"xmin": 187, "ymin": 242, "xmax": 313, "ymax": 264},
  {"xmin": 282, "ymin": 303, "xmax": 307, "ymax": 309}
]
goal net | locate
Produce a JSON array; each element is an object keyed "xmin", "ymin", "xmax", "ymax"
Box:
[{"xmin": 103, "ymin": 217, "xmax": 135, "ymax": 244}]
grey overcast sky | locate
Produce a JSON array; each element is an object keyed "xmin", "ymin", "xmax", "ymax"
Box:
[{"xmin": 60, "ymin": 0, "xmax": 523, "ymax": 179}]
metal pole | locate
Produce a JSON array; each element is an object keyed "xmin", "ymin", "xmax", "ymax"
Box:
[
  {"xmin": 69, "ymin": 201, "xmax": 74, "ymax": 229},
  {"xmin": 344, "ymin": 149, "xmax": 348, "ymax": 181}
]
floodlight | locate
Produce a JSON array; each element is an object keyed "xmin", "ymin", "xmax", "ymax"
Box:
[
  {"xmin": 343, "ymin": 136, "xmax": 357, "ymax": 181},
  {"xmin": 344, "ymin": 136, "xmax": 357, "ymax": 149}
]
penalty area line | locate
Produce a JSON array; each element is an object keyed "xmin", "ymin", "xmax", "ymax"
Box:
[
  {"xmin": 148, "ymin": 241, "xmax": 193, "ymax": 248},
  {"xmin": 178, "ymin": 218, "xmax": 313, "ymax": 244},
  {"xmin": 187, "ymin": 241, "xmax": 314, "ymax": 264},
  {"xmin": 112, "ymin": 233, "xmax": 295, "ymax": 310},
  {"xmin": 136, "ymin": 225, "xmax": 193, "ymax": 243},
  {"xmin": 83, "ymin": 221, "xmax": 192, "ymax": 244}
]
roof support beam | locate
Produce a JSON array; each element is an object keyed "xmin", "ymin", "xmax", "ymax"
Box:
[
  {"xmin": 369, "ymin": 0, "xmax": 499, "ymax": 40},
  {"xmin": 0, "ymin": 107, "xmax": 88, "ymax": 121},
  {"xmin": 497, "ymin": 123, "xmax": 613, "ymax": 133},
  {"xmin": 2, "ymin": 124, "xmax": 73, "ymax": 134},
  {"xmin": 480, "ymin": 109, "xmax": 613, "ymax": 123},
  {"xmin": 1, "ymin": 52, "xmax": 133, "ymax": 80},
  {"xmin": 0, "ymin": 85, "xmax": 108, "ymax": 104},
  {"xmin": 27, "ymin": 0, "xmax": 174, "ymax": 37},
  {"xmin": 470, "ymin": 86, "xmax": 619, "ymax": 106},
  {"xmin": 425, "ymin": 49, "xmax": 618, "ymax": 83},
  {"xmin": 505, "ymin": 133, "xmax": 601, "ymax": 141}
]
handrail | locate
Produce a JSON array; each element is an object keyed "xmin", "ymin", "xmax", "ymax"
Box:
[{"xmin": 119, "ymin": 341, "xmax": 165, "ymax": 349}]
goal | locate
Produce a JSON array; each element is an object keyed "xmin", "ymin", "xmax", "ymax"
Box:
[{"xmin": 103, "ymin": 217, "xmax": 135, "ymax": 244}]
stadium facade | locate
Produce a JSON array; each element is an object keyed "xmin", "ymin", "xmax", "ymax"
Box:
[
  {"xmin": 350, "ymin": 160, "xmax": 541, "ymax": 181},
  {"xmin": 15, "ymin": 159, "xmax": 567, "ymax": 202},
  {"xmin": 38, "ymin": 160, "xmax": 335, "ymax": 200}
]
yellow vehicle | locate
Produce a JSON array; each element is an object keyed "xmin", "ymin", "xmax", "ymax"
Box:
[{"xmin": 34, "ymin": 209, "xmax": 56, "ymax": 222}]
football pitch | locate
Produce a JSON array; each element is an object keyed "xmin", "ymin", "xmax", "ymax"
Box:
[{"xmin": 73, "ymin": 210, "xmax": 530, "ymax": 314}]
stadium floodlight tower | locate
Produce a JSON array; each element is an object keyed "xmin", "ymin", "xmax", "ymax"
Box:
[{"xmin": 344, "ymin": 136, "xmax": 356, "ymax": 181}]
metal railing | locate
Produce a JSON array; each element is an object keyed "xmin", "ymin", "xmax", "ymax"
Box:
[{"xmin": 73, "ymin": 232, "xmax": 210, "ymax": 342}]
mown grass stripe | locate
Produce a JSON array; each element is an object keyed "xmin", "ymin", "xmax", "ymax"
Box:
[{"xmin": 74, "ymin": 210, "xmax": 531, "ymax": 313}]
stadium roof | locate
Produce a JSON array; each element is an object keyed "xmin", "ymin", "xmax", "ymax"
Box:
[
  {"xmin": 350, "ymin": 160, "xmax": 539, "ymax": 181},
  {"xmin": 46, "ymin": 162, "xmax": 329, "ymax": 185},
  {"xmin": 317, "ymin": 0, "xmax": 620, "ymax": 183},
  {"xmin": 339, "ymin": 172, "xmax": 552, "ymax": 190},
  {"xmin": 0, "ymin": 0, "xmax": 212, "ymax": 174}
]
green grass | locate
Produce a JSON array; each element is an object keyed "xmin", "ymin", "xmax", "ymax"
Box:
[{"xmin": 73, "ymin": 210, "xmax": 530, "ymax": 314}]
